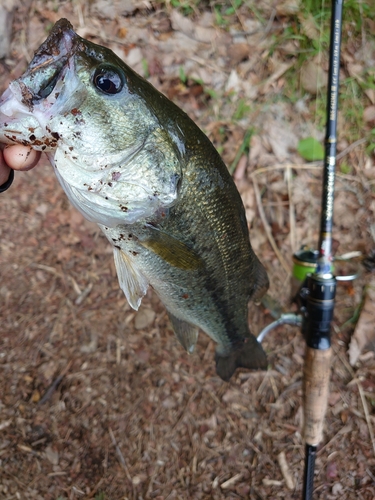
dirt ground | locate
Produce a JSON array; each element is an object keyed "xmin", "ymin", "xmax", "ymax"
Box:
[{"xmin": 1, "ymin": 1, "xmax": 375, "ymax": 499}]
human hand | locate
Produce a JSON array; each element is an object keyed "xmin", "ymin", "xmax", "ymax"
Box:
[{"xmin": 0, "ymin": 145, "xmax": 41, "ymax": 189}]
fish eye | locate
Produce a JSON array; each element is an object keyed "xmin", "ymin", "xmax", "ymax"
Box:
[{"xmin": 93, "ymin": 65, "xmax": 124, "ymax": 95}]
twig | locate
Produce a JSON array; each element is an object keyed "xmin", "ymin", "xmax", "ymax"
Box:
[
  {"xmin": 229, "ymin": 128, "xmax": 252, "ymax": 174},
  {"xmin": 30, "ymin": 263, "xmax": 64, "ymax": 278},
  {"xmin": 286, "ymin": 166, "xmax": 296, "ymax": 253},
  {"xmin": 75, "ymin": 283, "xmax": 93, "ymax": 305},
  {"xmin": 172, "ymin": 388, "xmax": 200, "ymax": 432},
  {"xmin": 38, "ymin": 360, "xmax": 74, "ymax": 406},
  {"xmin": 277, "ymin": 451, "xmax": 295, "ymax": 490},
  {"xmin": 336, "ymin": 138, "xmax": 367, "ymax": 160},
  {"xmin": 220, "ymin": 473, "xmax": 242, "ymax": 489},
  {"xmin": 86, "ymin": 477, "xmax": 105, "ymax": 498},
  {"xmin": 252, "ymin": 176, "xmax": 291, "ymax": 275},
  {"xmin": 263, "ymin": 9, "xmax": 277, "ymax": 38},
  {"xmin": 108, "ymin": 427, "xmax": 132, "ymax": 482},
  {"xmin": 260, "ymin": 61, "xmax": 294, "ymax": 94},
  {"xmin": 250, "ymin": 138, "xmax": 367, "ymax": 178},
  {"xmin": 252, "ymin": 162, "xmax": 323, "ymax": 176}
]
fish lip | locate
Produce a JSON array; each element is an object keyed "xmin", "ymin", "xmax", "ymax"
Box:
[
  {"xmin": 0, "ymin": 20, "xmax": 83, "ymax": 146},
  {"xmin": 17, "ymin": 20, "xmax": 81, "ymax": 109},
  {"xmin": 28, "ymin": 19, "xmax": 78, "ymax": 72}
]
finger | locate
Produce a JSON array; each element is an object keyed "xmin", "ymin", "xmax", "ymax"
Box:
[
  {"xmin": 3, "ymin": 145, "xmax": 41, "ymax": 171},
  {"xmin": 0, "ymin": 150, "xmax": 12, "ymax": 186}
]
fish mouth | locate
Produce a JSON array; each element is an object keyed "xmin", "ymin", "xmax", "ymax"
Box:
[
  {"xmin": 0, "ymin": 19, "xmax": 83, "ymax": 149},
  {"xmin": 18, "ymin": 19, "xmax": 81, "ymax": 109}
]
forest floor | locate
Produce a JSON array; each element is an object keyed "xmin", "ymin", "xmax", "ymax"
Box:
[{"xmin": 0, "ymin": 1, "xmax": 375, "ymax": 499}]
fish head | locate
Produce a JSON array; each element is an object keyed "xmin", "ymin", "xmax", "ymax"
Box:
[{"xmin": 0, "ymin": 19, "xmax": 183, "ymax": 226}]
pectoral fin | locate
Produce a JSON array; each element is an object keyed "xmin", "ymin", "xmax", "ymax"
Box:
[
  {"xmin": 168, "ymin": 312, "xmax": 199, "ymax": 354},
  {"xmin": 140, "ymin": 225, "xmax": 203, "ymax": 271},
  {"xmin": 113, "ymin": 247, "xmax": 149, "ymax": 310}
]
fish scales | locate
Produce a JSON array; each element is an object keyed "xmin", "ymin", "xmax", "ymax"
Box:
[{"xmin": 0, "ymin": 19, "xmax": 269, "ymax": 381}]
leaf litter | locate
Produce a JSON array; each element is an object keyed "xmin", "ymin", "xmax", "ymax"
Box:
[{"xmin": 0, "ymin": 1, "xmax": 375, "ymax": 499}]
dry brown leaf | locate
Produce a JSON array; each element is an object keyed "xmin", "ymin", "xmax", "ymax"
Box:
[
  {"xmin": 365, "ymin": 88, "xmax": 375, "ymax": 104},
  {"xmin": 263, "ymin": 119, "xmax": 297, "ymax": 162},
  {"xmin": 348, "ymin": 281, "xmax": 375, "ymax": 366},
  {"xmin": 170, "ymin": 10, "xmax": 195, "ymax": 37},
  {"xmin": 300, "ymin": 60, "xmax": 327, "ymax": 94},
  {"xmin": 347, "ymin": 62, "xmax": 365, "ymax": 84},
  {"xmin": 225, "ymin": 69, "xmax": 240, "ymax": 92},
  {"xmin": 194, "ymin": 25, "xmax": 216, "ymax": 43},
  {"xmin": 134, "ymin": 307, "xmax": 156, "ymax": 330},
  {"xmin": 45, "ymin": 445, "xmax": 59, "ymax": 466},
  {"xmin": 364, "ymin": 105, "xmax": 375, "ymax": 124},
  {"xmin": 333, "ymin": 190, "xmax": 357, "ymax": 230},
  {"xmin": 299, "ymin": 13, "xmax": 320, "ymax": 41},
  {"xmin": 261, "ymin": 60, "xmax": 294, "ymax": 94},
  {"xmin": 227, "ymin": 43, "xmax": 251, "ymax": 65},
  {"xmin": 276, "ymin": 0, "xmax": 301, "ymax": 16}
]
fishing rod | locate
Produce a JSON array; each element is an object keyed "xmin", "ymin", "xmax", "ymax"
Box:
[
  {"xmin": 301, "ymin": 0, "xmax": 343, "ymax": 497},
  {"xmin": 257, "ymin": 0, "xmax": 344, "ymax": 497}
]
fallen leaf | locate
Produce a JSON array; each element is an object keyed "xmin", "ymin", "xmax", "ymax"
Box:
[
  {"xmin": 194, "ymin": 25, "xmax": 216, "ymax": 43},
  {"xmin": 347, "ymin": 62, "xmax": 364, "ymax": 84},
  {"xmin": 227, "ymin": 43, "xmax": 251, "ymax": 65},
  {"xmin": 298, "ymin": 137, "xmax": 324, "ymax": 161},
  {"xmin": 300, "ymin": 61, "xmax": 327, "ymax": 94},
  {"xmin": 276, "ymin": 0, "xmax": 301, "ymax": 16},
  {"xmin": 134, "ymin": 308, "xmax": 155, "ymax": 330},
  {"xmin": 170, "ymin": 10, "xmax": 195, "ymax": 37},
  {"xmin": 225, "ymin": 70, "xmax": 240, "ymax": 92},
  {"xmin": 299, "ymin": 13, "xmax": 320, "ymax": 41},
  {"xmin": 45, "ymin": 445, "xmax": 59, "ymax": 465},
  {"xmin": 264, "ymin": 119, "xmax": 298, "ymax": 161},
  {"xmin": 365, "ymin": 88, "xmax": 375, "ymax": 104},
  {"xmin": 364, "ymin": 105, "xmax": 375, "ymax": 124},
  {"xmin": 31, "ymin": 390, "xmax": 41, "ymax": 403}
]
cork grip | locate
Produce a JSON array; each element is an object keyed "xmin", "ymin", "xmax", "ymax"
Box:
[{"xmin": 303, "ymin": 346, "xmax": 332, "ymax": 446}]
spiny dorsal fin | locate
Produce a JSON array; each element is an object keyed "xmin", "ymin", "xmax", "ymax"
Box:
[
  {"xmin": 167, "ymin": 311, "xmax": 199, "ymax": 354},
  {"xmin": 113, "ymin": 247, "xmax": 149, "ymax": 310},
  {"xmin": 140, "ymin": 225, "xmax": 203, "ymax": 271}
]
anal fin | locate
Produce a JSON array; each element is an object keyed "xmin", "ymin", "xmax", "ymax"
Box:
[
  {"xmin": 168, "ymin": 312, "xmax": 199, "ymax": 354},
  {"xmin": 215, "ymin": 335, "xmax": 267, "ymax": 381},
  {"xmin": 113, "ymin": 247, "xmax": 149, "ymax": 310}
]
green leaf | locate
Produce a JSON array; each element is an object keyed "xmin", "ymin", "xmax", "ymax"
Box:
[
  {"xmin": 297, "ymin": 137, "xmax": 324, "ymax": 161},
  {"xmin": 179, "ymin": 66, "xmax": 187, "ymax": 84}
]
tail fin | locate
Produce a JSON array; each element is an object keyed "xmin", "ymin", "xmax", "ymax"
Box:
[{"xmin": 215, "ymin": 335, "xmax": 267, "ymax": 381}]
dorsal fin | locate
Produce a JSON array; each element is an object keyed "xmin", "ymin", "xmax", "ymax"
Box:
[{"xmin": 113, "ymin": 247, "xmax": 149, "ymax": 310}]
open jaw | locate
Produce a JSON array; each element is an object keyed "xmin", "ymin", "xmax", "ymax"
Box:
[{"xmin": 0, "ymin": 19, "xmax": 82, "ymax": 150}]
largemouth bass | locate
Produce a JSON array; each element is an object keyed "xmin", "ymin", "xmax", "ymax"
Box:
[{"xmin": 0, "ymin": 19, "xmax": 269, "ymax": 381}]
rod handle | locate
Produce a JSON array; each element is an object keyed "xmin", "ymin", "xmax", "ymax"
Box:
[{"xmin": 303, "ymin": 346, "xmax": 332, "ymax": 446}]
